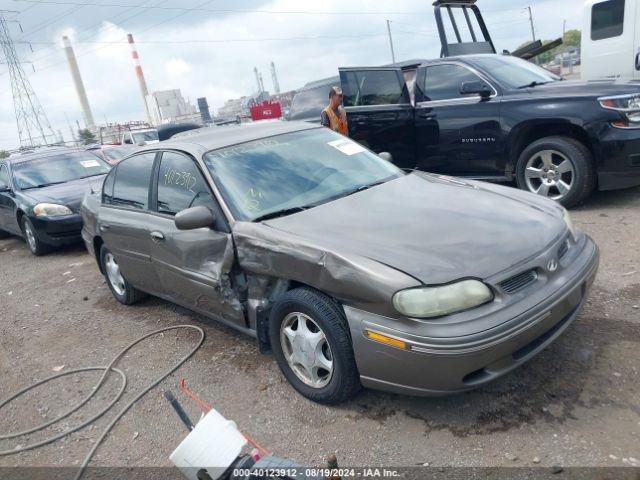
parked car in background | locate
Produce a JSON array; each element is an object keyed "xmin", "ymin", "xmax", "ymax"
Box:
[
  {"xmin": 582, "ymin": 0, "xmax": 639, "ymax": 81},
  {"xmin": 120, "ymin": 128, "xmax": 159, "ymax": 146},
  {"xmin": 90, "ymin": 145, "xmax": 137, "ymax": 165},
  {"xmin": 0, "ymin": 147, "xmax": 111, "ymax": 255},
  {"xmin": 290, "ymin": 54, "xmax": 640, "ymax": 207},
  {"xmin": 81, "ymin": 122, "xmax": 599, "ymax": 404}
]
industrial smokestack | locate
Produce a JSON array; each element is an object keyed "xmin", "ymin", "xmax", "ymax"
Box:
[
  {"xmin": 258, "ymin": 72, "xmax": 265, "ymax": 93},
  {"xmin": 253, "ymin": 67, "xmax": 261, "ymax": 94},
  {"xmin": 270, "ymin": 61, "xmax": 280, "ymax": 94},
  {"xmin": 62, "ymin": 36, "xmax": 95, "ymax": 129},
  {"xmin": 127, "ymin": 33, "xmax": 152, "ymax": 124}
]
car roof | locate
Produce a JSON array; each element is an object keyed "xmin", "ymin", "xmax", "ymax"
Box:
[
  {"xmin": 137, "ymin": 121, "xmax": 322, "ymax": 157},
  {"xmin": 4, "ymin": 147, "xmax": 87, "ymax": 164}
]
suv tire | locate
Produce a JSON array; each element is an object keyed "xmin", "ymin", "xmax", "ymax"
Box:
[
  {"xmin": 21, "ymin": 217, "xmax": 50, "ymax": 256},
  {"xmin": 99, "ymin": 245, "xmax": 147, "ymax": 305},
  {"xmin": 269, "ymin": 287, "xmax": 361, "ymax": 404},
  {"xmin": 516, "ymin": 136, "xmax": 596, "ymax": 208}
]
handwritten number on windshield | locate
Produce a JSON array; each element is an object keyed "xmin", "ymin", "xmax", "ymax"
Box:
[{"xmin": 164, "ymin": 168, "xmax": 196, "ymax": 193}]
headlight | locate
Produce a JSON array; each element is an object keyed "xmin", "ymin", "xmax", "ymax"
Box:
[
  {"xmin": 562, "ymin": 208, "xmax": 576, "ymax": 238},
  {"xmin": 393, "ymin": 280, "xmax": 493, "ymax": 318},
  {"xmin": 33, "ymin": 203, "xmax": 73, "ymax": 217},
  {"xmin": 599, "ymin": 94, "xmax": 640, "ymax": 128}
]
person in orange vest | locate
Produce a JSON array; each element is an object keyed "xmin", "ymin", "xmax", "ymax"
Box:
[{"xmin": 321, "ymin": 86, "xmax": 348, "ymax": 136}]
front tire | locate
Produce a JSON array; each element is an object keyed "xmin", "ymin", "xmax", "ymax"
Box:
[
  {"xmin": 99, "ymin": 245, "xmax": 146, "ymax": 305},
  {"xmin": 21, "ymin": 217, "xmax": 50, "ymax": 256},
  {"xmin": 269, "ymin": 287, "xmax": 361, "ymax": 404},
  {"xmin": 516, "ymin": 136, "xmax": 596, "ymax": 208}
]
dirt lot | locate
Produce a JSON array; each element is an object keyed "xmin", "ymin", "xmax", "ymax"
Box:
[{"xmin": 0, "ymin": 186, "xmax": 639, "ymax": 473}]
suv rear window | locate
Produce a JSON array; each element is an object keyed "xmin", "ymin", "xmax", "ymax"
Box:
[
  {"xmin": 341, "ymin": 70, "xmax": 406, "ymax": 107},
  {"xmin": 288, "ymin": 86, "xmax": 328, "ymax": 121},
  {"xmin": 591, "ymin": 0, "xmax": 625, "ymax": 40}
]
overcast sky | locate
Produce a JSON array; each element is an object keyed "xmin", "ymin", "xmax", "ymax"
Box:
[{"xmin": 0, "ymin": 0, "xmax": 584, "ymax": 149}]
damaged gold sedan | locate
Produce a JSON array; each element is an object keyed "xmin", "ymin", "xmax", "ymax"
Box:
[{"xmin": 81, "ymin": 122, "xmax": 599, "ymax": 404}]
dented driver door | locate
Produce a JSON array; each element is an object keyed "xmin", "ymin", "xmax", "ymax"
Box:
[{"xmin": 147, "ymin": 151, "xmax": 245, "ymax": 327}]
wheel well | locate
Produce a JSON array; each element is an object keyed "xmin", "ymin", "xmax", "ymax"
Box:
[
  {"xmin": 509, "ymin": 123, "xmax": 594, "ymax": 170},
  {"xmin": 16, "ymin": 210, "xmax": 25, "ymax": 230},
  {"xmin": 93, "ymin": 236, "xmax": 104, "ymax": 273}
]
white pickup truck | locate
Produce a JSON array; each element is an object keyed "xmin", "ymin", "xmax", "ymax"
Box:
[
  {"xmin": 582, "ymin": 0, "xmax": 640, "ymax": 81},
  {"xmin": 120, "ymin": 128, "xmax": 159, "ymax": 146}
]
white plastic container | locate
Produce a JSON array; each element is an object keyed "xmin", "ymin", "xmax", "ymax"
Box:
[{"xmin": 170, "ymin": 409, "xmax": 247, "ymax": 480}]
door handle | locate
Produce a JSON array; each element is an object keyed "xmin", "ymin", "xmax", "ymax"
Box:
[
  {"xmin": 150, "ymin": 231, "xmax": 165, "ymax": 242},
  {"xmin": 417, "ymin": 111, "xmax": 435, "ymax": 120},
  {"xmin": 100, "ymin": 224, "xmax": 110, "ymax": 232}
]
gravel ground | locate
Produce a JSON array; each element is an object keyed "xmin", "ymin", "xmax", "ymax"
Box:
[{"xmin": 0, "ymin": 186, "xmax": 639, "ymax": 474}]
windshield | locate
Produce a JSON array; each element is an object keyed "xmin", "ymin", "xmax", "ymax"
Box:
[
  {"xmin": 13, "ymin": 152, "xmax": 111, "ymax": 190},
  {"xmin": 470, "ymin": 55, "xmax": 561, "ymax": 89},
  {"xmin": 203, "ymin": 128, "xmax": 402, "ymax": 221},
  {"xmin": 132, "ymin": 131, "xmax": 159, "ymax": 143}
]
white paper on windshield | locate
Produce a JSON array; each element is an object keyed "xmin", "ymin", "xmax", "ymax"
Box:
[
  {"xmin": 328, "ymin": 139, "xmax": 366, "ymax": 156},
  {"xmin": 80, "ymin": 160, "xmax": 100, "ymax": 168}
]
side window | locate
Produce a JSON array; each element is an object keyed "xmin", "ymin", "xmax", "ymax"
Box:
[
  {"xmin": 112, "ymin": 152, "xmax": 156, "ymax": 210},
  {"xmin": 0, "ymin": 164, "xmax": 9, "ymax": 189},
  {"xmin": 423, "ymin": 64, "xmax": 484, "ymax": 101},
  {"xmin": 102, "ymin": 168, "xmax": 116, "ymax": 204},
  {"xmin": 156, "ymin": 151, "xmax": 216, "ymax": 216},
  {"xmin": 341, "ymin": 70, "xmax": 406, "ymax": 107},
  {"xmin": 288, "ymin": 86, "xmax": 328, "ymax": 120},
  {"xmin": 591, "ymin": 0, "xmax": 625, "ymax": 41}
]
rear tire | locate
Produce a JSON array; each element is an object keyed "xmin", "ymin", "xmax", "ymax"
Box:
[
  {"xmin": 21, "ymin": 217, "xmax": 50, "ymax": 256},
  {"xmin": 269, "ymin": 287, "xmax": 361, "ymax": 404},
  {"xmin": 99, "ymin": 245, "xmax": 147, "ymax": 305},
  {"xmin": 516, "ymin": 136, "xmax": 596, "ymax": 208}
]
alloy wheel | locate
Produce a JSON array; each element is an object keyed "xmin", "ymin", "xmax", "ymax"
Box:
[
  {"xmin": 24, "ymin": 222, "xmax": 37, "ymax": 252},
  {"xmin": 280, "ymin": 312, "xmax": 334, "ymax": 389},
  {"xmin": 104, "ymin": 253, "xmax": 126, "ymax": 296},
  {"xmin": 524, "ymin": 149, "xmax": 575, "ymax": 200}
]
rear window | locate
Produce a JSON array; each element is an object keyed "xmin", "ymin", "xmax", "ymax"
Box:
[
  {"xmin": 341, "ymin": 70, "xmax": 406, "ymax": 107},
  {"xmin": 591, "ymin": 0, "xmax": 625, "ymax": 40},
  {"xmin": 111, "ymin": 152, "xmax": 156, "ymax": 210},
  {"xmin": 288, "ymin": 86, "xmax": 328, "ymax": 121}
]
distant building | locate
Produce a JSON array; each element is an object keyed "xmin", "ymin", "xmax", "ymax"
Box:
[
  {"xmin": 216, "ymin": 91, "xmax": 271, "ymax": 121},
  {"xmin": 197, "ymin": 97, "xmax": 212, "ymax": 123},
  {"xmin": 146, "ymin": 89, "xmax": 196, "ymax": 125}
]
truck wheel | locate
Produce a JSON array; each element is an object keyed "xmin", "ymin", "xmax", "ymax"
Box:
[
  {"xmin": 21, "ymin": 217, "xmax": 50, "ymax": 256},
  {"xmin": 269, "ymin": 287, "xmax": 361, "ymax": 404},
  {"xmin": 516, "ymin": 136, "xmax": 595, "ymax": 208},
  {"xmin": 99, "ymin": 245, "xmax": 147, "ymax": 305}
]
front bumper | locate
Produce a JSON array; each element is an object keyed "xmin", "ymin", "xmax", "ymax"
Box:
[
  {"xmin": 589, "ymin": 122, "xmax": 640, "ymax": 190},
  {"xmin": 345, "ymin": 234, "xmax": 599, "ymax": 396},
  {"xmin": 30, "ymin": 213, "xmax": 83, "ymax": 247}
]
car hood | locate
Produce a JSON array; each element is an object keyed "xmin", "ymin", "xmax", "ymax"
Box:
[
  {"xmin": 516, "ymin": 79, "xmax": 640, "ymax": 99},
  {"xmin": 264, "ymin": 173, "xmax": 567, "ymax": 285},
  {"xmin": 20, "ymin": 175, "xmax": 106, "ymax": 213}
]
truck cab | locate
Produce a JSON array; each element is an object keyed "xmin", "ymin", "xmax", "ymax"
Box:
[
  {"xmin": 120, "ymin": 128, "xmax": 160, "ymax": 146},
  {"xmin": 582, "ymin": 0, "xmax": 640, "ymax": 81}
]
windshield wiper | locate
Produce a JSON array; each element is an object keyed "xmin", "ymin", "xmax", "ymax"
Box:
[
  {"xmin": 22, "ymin": 181, "xmax": 68, "ymax": 190},
  {"xmin": 253, "ymin": 206, "xmax": 310, "ymax": 222},
  {"xmin": 517, "ymin": 80, "xmax": 552, "ymax": 89},
  {"xmin": 342, "ymin": 180, "xmax": 389, "ymax": 198}
]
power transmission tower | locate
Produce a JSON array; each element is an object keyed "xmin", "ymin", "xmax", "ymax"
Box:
[{"xmin": 0, "ymin": 12, "xmax": 56, "ymax": 148}]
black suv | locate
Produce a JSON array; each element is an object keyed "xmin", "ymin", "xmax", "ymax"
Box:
[{"xmin": 289, "ymin": 54, "xmax": 640, "ymax": 207}]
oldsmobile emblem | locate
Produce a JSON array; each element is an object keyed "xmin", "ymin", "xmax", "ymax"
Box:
[{"xmin": 547, "ymin": 258, "xmax": 559, "ymax": 272}]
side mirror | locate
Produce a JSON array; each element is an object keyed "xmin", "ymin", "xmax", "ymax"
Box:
[
  {"xmin": 174, "ymin": 206, "xmax": 215, "ymax": 230},
  {"xmin": 123, "ymin": 138, "xmax": 133, "ymax": 145},
  {"xmin": 460, "ymin": 81, "xmax": 493, "ymax": 98},
  {"xmin": 378, "ymin": 152, "xmax": 394, "ymax": 163},
  {"xmin": 636, "ymin": 52, "xmax": 640, "ymax": 70},
  {"xmin": 0, "ymin": 185, "xmax": 10, "ymax": 193}
]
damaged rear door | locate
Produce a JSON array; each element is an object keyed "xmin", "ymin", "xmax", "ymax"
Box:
[{"xmin": 146, "ymin": 150, "xmax": 245, "ymax": 327}]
